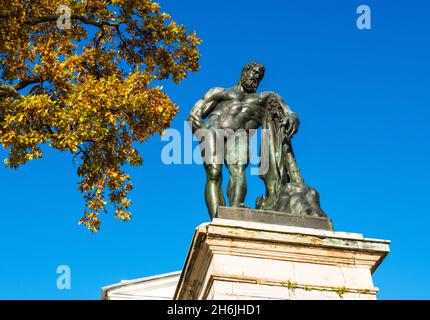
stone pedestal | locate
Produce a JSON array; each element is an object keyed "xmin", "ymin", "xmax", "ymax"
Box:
[{"xmin": 174, "ymin": 214, "xmax": 390, "ymax": 300}]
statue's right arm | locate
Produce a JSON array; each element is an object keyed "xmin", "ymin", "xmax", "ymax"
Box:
[{"xmin": 187, "ymin": 87, "xmax": 225, "ymax": 133}]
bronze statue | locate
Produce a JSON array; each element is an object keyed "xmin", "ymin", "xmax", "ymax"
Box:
[{"xmin": 188, "ymin": 62, "xmax": 326, "ymax": 219}]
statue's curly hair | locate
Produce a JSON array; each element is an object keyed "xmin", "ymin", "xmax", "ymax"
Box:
[{"xmin": 241, "ymin": 62, "xmax": 265, "ymax": 81}]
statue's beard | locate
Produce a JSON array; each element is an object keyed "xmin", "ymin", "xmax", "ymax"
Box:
[{"xmin": 241, "ymin": 77, "xmax": 259, "ymax": 93}]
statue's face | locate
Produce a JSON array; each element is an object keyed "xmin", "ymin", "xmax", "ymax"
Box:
[{"xmin": 240, "ymin": 67, "xmax": 263, "ymax": 93}]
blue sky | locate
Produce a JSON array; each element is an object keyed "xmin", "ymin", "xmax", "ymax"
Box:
[{"xmin": 0, "ymin": 0, "xmax": 429, "ymax": 299}]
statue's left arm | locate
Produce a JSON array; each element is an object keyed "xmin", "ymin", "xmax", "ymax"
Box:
[{"xmin": 261, "ymin": 92, "xmax": 300, "ymax": 138}]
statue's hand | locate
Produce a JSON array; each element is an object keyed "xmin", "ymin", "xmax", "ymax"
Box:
[
  {"xmin": 187, "ymin": 114, "xmax": 208, "ymax": 134},
  {"xmin": 286, "ymin": 112, "xmax": 300, "ymax": 138}
]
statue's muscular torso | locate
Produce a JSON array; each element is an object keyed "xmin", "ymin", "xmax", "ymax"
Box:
[
  {"xmin": 188, "ymin": 86, "xmax": 292, "ymax": 136},
  {"xmin": 206, "ymin": 88, "xmax": 266, "ymax": 131}
]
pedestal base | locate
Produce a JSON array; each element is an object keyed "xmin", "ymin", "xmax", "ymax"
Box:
[
  {"xmin": 174, "ymin": 217, "xmax": 390, "ymax": 300},
  {"xmin": 215, "ymin": 206, "xmax": 333, "ymax": 230}
]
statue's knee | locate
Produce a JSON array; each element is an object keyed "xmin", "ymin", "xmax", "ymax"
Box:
[
  {"xmin": 229, "ymin": 165, "xmax": 246, "ymax": 179},
  {"xmin": 206, "ymin": 166, "xmax": 221, "ymax": 181}
]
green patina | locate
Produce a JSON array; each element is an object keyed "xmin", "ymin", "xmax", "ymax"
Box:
[
  {"xmin": 357, "ymin": 289, "xmax": 371, "ymax": 295},
  {"xmin": 282, "ymin": 282, "xmax": 370, "ymax": 299},
  {"xmin": 333, "ymin": 287, "xmax": 348, "ymax": 299},
  {"xmin": 283, "ymin": 280, "xmax": 297, "ymax": 290}
]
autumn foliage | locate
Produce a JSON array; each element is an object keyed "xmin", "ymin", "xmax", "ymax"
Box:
[{"xmin": 0, "ymin": 0, "xmax": 201, "ymax": 231}]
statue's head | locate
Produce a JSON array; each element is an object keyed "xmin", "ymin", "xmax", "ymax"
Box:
[{"xmin": 240, "ymin": 62, "xmax": 265, "ymax": 93}]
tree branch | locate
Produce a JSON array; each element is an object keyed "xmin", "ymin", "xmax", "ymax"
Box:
[
  {"xmin": 14, "ymin": 77, "xmax": 42, "ymax": 91},
  {"xmin": 0, "ymin": 77, "xmax": 44, "ymax": 99},
  {"xmin": 0, "ymin": 83, "xmax": 20, "ymax": 99},
  {"xmin": 115, "ymin": 25, "xmax": 136, "ymax": 60},
  {"xmin": 77, "ymin": 145, "xmax": 90, "ymax": 161},
  {"xmin": 25, "ymin": 14, "xmax": 119, "ymax": 29}
]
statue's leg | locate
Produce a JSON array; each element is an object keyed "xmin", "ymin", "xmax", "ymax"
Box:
[
  {"xmin": 204, "ymin": 164, "xmax": 224, "ymax": 218},
  {"xmin": 201, "ymin": 129, "xmax": 225, "ymax": 218},
  {"xmin": 226, "ymin": 163, "xmax": 247, "ymax": 207},
  {"xmin": 225, "ymin": 132, "xmax": 249, "ymax": 207}
]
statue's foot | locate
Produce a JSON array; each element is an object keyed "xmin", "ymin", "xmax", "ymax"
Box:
[{"xmin": 230, "ymin": 203, "xmax": 251, "ymax": 209}]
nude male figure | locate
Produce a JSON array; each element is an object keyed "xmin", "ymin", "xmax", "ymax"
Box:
[{"xmin": 188, "ymin": 62, "xmax": 299, "ymax": 218}]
